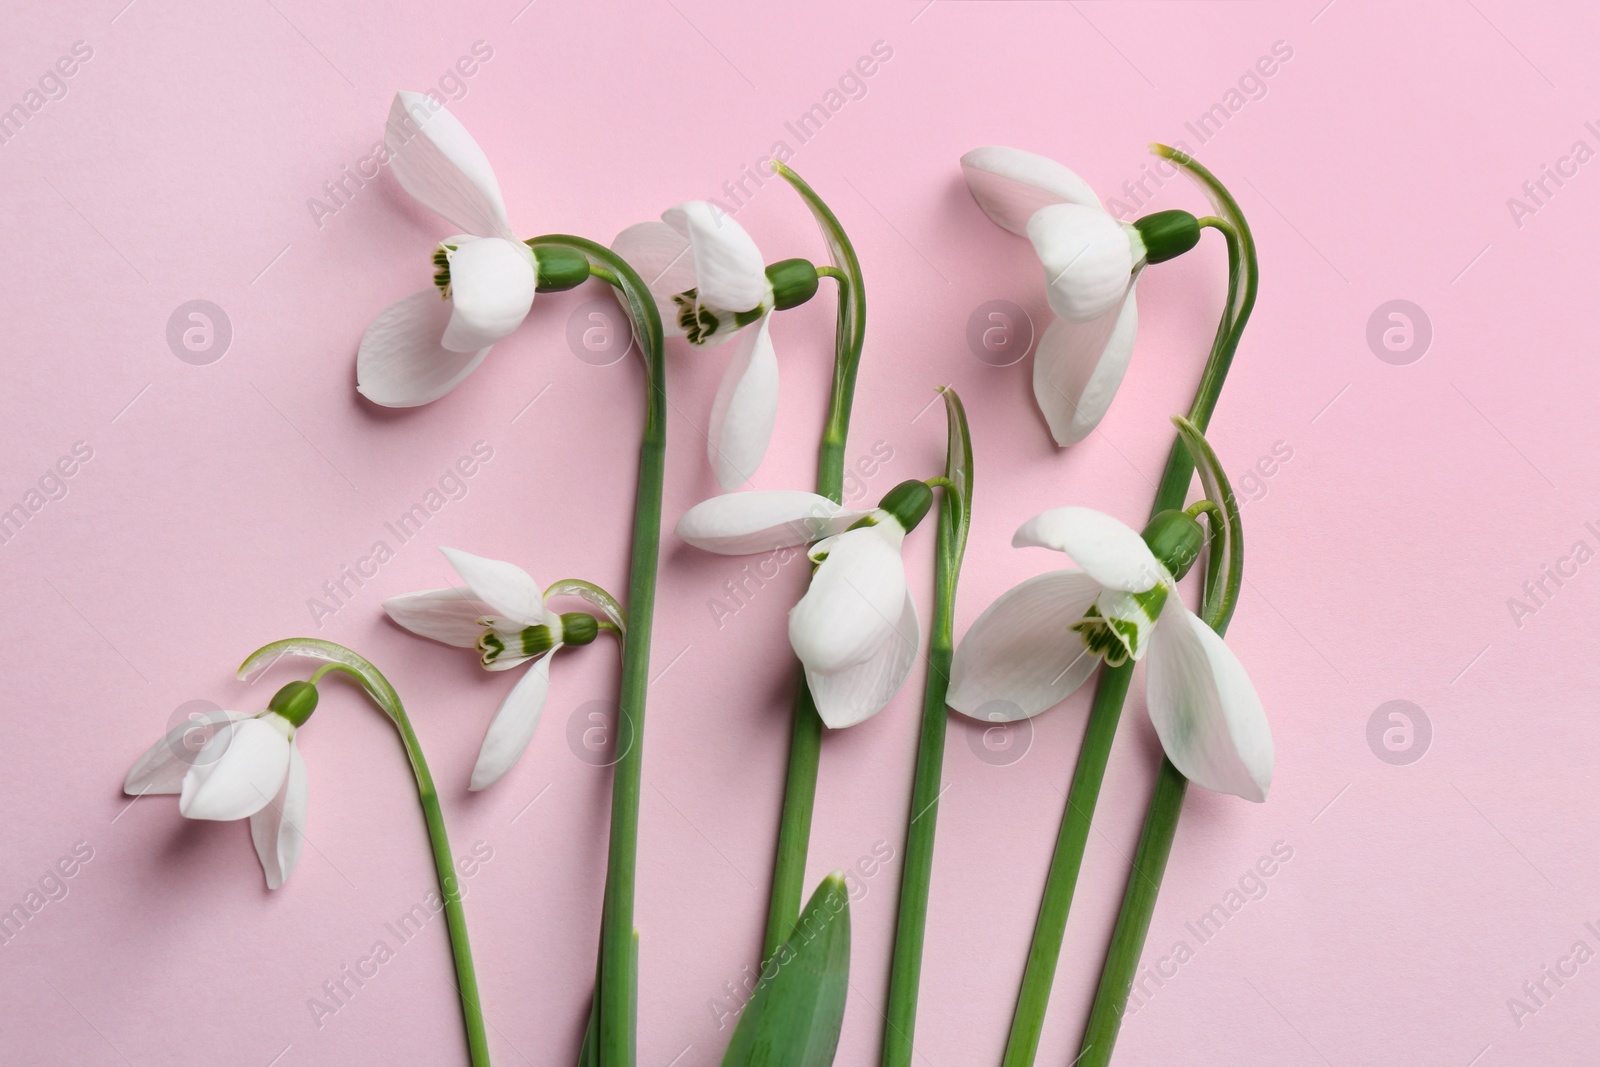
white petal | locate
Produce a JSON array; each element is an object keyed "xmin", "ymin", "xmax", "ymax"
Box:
[
  {"xmin": 1013, "ymin": 507, "xmax": 1163, "ymax": 593},
  {"xmin": 178, "ymin": 717, "xmax": 293, "ymax": 821},
  {"xmin": 470, "ymin": 656, "xmax": 552, "ymax": 790},
  {"xmin": 809, "ymin": 590, "xmax": 919, "ymax": 729},
  {"xmin": 947, "ymin": 571, "xmax": 1104, "ymax": 720},
  {"xmin": 1027, "ymin": 204, "xmax": 1135, "ymax": 323},
  {"xmin": 385, "ymin": 91, "xmax": 513, "ymax": 239},
  {"xmin": 124, "ymin": 710, "xmax": 249, "ymax": 796},
  {"xmin": 676, "ymin": 491, "xmax": 870, "ymax": 555},
  {"xmin": 612, "ymin": 220, "xmax": 696, "ymax": 319},
  {"xmin": 383, "ymin": 586, "xmax": 489, "ymax": 647},
  {"xmin": 249, "ymin": 742, "xmax": 308, "ymax": 889},
  {"xmin": 357, "ymin": 290, "xmax": 492, "ymax": 408},
  {"xmin": 440, "ymin": 238, "xmax": 538, "ymax": 352},
  {"xmin": 959, "ymin": 146, "xmax": 1102, "ymax": 235},
  {"xmin": 708, "ymin": 317, "xmax": 779, "ymax": 490},
  {"xmin": 1144, "ymin": 599, "xmax": 1273, "ymax": 802},
  {"xmin": 664, "ymin": 201, "xmax": 767, "ymax": 312},
  {"xmin": 440, "ymin": 547, "xmax": 546, "ymax": 627},
  {"xmin": 1032, "ymin": 286, "xmax": 1138, "ymax": 446},
  {"xmin": 789, "ymin": 526, "xmax": 906, "ymax": 674}
]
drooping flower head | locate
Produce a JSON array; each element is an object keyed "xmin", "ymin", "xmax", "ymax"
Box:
[
  {"xmin": 677, "ymin": 482, "xmax": 935, "ymax": 727},
  {"xmin": 947, "ymin": 505, "xmax": 1272, "ymax": 801},
  {"xmin": 961, "ymin": 146, "xmax": 1200, "ymax": 447},
  {"xmin": 384, "ymin": 547, "xmax": 606, "ymax": 790},
  {"xmin": 615, "ymin": 202, "xmax": 820, "ymax": 489},
  {"xmin": 357, "ymin": 93, "xmax": 589, "ymax": 408},
  {"xmin": 124, "ymin": 680, "xmax": 320, "ymax": 888}
]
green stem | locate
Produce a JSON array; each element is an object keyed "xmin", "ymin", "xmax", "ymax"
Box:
[
  {"xmin": 395, "ymin": 690, "xmax": 493, "ymax": 1067},
  {"xmin": 1077, "ymin": 756, "xmax": 1186, "ymax": 1065},
  {"xmin": 762, "ymin": 164, "xmax": 868, "ymax": 960},
  {"xmin": 1000, "ymin": 147, "xmax": 1258, "ymax": 1067},
  {"xmin": 530, "ymin": 236, "xmax": 666, "ymax": 1067},
  {"xmin": 881, "ymin": 602, "xmax": 952, "ymax": 1067},
  {"xmin": 999, "ymin": 664, "xmax": 1132, "ymax": 1067},
  {"xmin": 1071, "ymin": 148, "xmax": 1260, "ymax": 1067},
  {"xmin": 881, "ymin": 388, "xmax": 971, "ymax": 1067},
  {"xmin": 237, "ymin": 640, "xmax": 491, "ymax": 1067}
]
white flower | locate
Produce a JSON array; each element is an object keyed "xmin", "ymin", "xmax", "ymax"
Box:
[
  {"xmin": 961, "ymin": 146, "xmax": 1148, "ymax": 447},
  {"xmin": 124, "ymin": 700, "xmax": 310, "ymax": 889},
  {"xmin": 614, "ymin": 202, "xmax": 781, "ymax": 490},
  {"xmin": 676, "ymin": 486, "xmax": 930, "ymax": 728},
  {"xmin": 358, "ymin": 92, "xmax": 540, "ymax": 408},
  {"xmin": 947, "ymin": 506, "xmax": 1273, "ymax": 801},
  {"xmin": 384, "ymin": 547, "xmax": 599, "ymax": 790}
]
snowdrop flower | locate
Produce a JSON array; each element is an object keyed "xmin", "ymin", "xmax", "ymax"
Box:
[
  {"xmin": 357, "ymin": 92, "xmax": 589, "ymax": 408},
  {"xmin": 123, "ymin": 681, "xmax": 318, "ymax": 889},
  {"xmin": 614, "ymin": 202, "xmax": 819, "ymax": 489},
  {"xmin": 676, "ymin": 481, "xmax": 933, "ymax": 727},
  {"xmin": 961, "ymin": 146, "xmax": 1200, "ymax": 446},
  {"xmin": 947, "ymin": 506, "xmax": 1272, "ymax": 801},
  {"xmin": 384, "ymin": 547, "xmax": 600, "ymax": 790}
]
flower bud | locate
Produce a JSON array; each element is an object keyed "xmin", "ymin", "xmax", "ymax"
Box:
[
  {"xmin": 766, "ymin": 258, "xmax": 820, "ymax": 310},
  {"xmin": 876, "ymin": 479, "xmax": 935, "ymax": 534},
  {"xmin": 533, "ymin": 246, "xmax": 592, "ymax": 292},
  {"xmin": 558, "ymin": 612, "xmax": 600, "ymax": 647},
  {"xmin": 1132, "ymin": 209, "xmax": 1201, "ymax": 265},
  {"xmin": 1142, "ymin": 509, "xmax": 1205, "ymax": 579},
  {"xmin": 267, "ymin": 680, "xmax": 319, "ymax": 727}
]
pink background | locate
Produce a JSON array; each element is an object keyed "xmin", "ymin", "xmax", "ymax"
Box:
[{"xmin": 4, "ymin": 0, "xmax": 1597, "ymax": 1063}]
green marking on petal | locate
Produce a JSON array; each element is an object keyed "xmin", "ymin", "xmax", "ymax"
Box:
[
  {"xmin": 1070, "ymin": 584, "xmax": 1168, "ymax": 668},
  {"xmin": 672, "ymin": 289, "xmax": 723, "ymax": 344},
  {"xmin": 1132, "ymin": 583, "xmax": 1168, "ymax": 621},
  {"xmin": 1071, "ymin": 606, "xmax": 1134, "ymax": 667},
  {"xmin": 477, "ymin": 623, "xmax": 559, "ymax": 667},
  {"xmin": 432, "ymin": 243, "xmax": 458, "ymax": 299}
]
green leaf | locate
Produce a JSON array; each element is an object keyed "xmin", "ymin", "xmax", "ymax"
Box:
[
  {"xmin": 722, "ymin": 873, "xmax": 852, "ymax": 1067},
  {"xmin": 1170, "ymin": 416, "xmax": 1243, "ymax": 631}
]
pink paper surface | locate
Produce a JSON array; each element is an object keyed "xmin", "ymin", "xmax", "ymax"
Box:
[{"xmin": 4, "ymin": 0, "xmax": 1597, "ymax": 1063}]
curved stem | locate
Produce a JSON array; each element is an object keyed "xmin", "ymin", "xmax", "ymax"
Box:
[
  {"xmin": 1071, "ymin": 149, "xmax": 1260, "ymax": 1067},
  {"xmin": 530, "ymin": 235, "xmax": 665, "ymax": 1067},
  {"xmin": 237, "ymin": 640, "xmax": 490, "ymax": 1067},
  {"xmin": 1000, "ymin": 149, "xmax": 1258, "ymax": 1067},
  {"xmin": 762, "ymin": 164, "xmax": 868, "ymax": 961}
]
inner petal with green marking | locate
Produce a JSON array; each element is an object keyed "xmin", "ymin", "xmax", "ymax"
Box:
[
  {"xmin": 432, "ymin": 243, "xmax": 458, "ymax": 299},
  {"xmin": 1069, "ymin": 583, "xmax": 1168, "ymax": 667},
  {"xmin": 671, "ymin": 288, "xmax": 769, "ymax": 345},
  {"xmin": 476, "ymin": 617, "xmax": 562, "ymax": 669}
]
